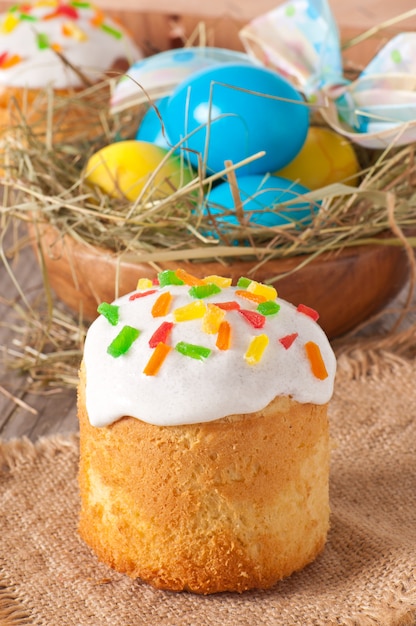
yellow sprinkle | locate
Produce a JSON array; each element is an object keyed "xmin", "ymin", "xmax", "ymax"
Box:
[
  {"xmin": 137, "ymin": 277, "xmax": 153, "ymax": 290},
  {"xmin": 173, "ymin": 300, "xmax": 206, "ymax": 322},
  {"xmin": 1, "ymin": 14, "xmax": 19, "ymax": 34},
  {"xmin": 247, "ymin": 281, "xmax": 277, "ymax": 301},
  {"xmin": 202, "ymin": 303, "xmax": 226, "ymax": 334},
  {"xmin": 244, "ymin": 334, "xmax": 269, "ymax": 365},
  {"xmin": 62, "ymin": 22, "xmax": 88, "ymax": 41},
  {"xmin": 202, "ymin": 275, "xmax": 232, "ymax": 288}
]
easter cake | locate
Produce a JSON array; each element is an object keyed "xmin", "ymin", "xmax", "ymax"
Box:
[
  {"xmin": 0, "ymin": 0, "xmax": 140, "ymax": 139},
  {"xmin": 78, "ymin": 270, "xmax": 336, "ymax": 594}
]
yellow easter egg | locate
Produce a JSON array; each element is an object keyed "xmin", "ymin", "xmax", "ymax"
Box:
[
  {"xmin": 84, "ymin": 140, "xmax": 193, "ymax": 201},
  {"xmin": 276, "ymin": 127, "xmax": 360, "ymax": 190}
]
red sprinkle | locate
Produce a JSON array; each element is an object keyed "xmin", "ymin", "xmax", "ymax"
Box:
[
  {"xmin": 279, "ymin": 333, "xmax": 298, "ymax": 350},
  {"xmin": 296, "ymin": 303, "xmax": 320, "ymax": 321},
  {"xmin": 213, "ymin": 301, "xmax": 241, "ymax": 311},
  {"xmin": 149, "ymin": 321, "xmax": 174, "ymax": 348},
  {"xmin": 238, "ymin": 309, "xmax": 266, "ymax": 329},
  {"xmin": 129, "ymin": 289, "xmax": 157, "ymax": 301}
]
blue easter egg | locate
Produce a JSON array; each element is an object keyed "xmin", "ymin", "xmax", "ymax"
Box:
[
  {"xmin": 135, "ymin": 98, "xmax": 170, "ymax": 149},
  {"xmin": 164, "ymin": 63, "xmax": 309, "ymax": 175},
  {"xmin": 204, "ymin": 174, "xmax": 317, "ymax": 232}
]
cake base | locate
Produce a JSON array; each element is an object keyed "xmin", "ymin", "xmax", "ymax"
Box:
[{"xmin": 78, "ymin": 364, "xmax": 330, "ymax": 594}]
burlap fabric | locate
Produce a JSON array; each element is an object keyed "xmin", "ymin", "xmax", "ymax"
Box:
[{"xmin": 0, "ymin": 352, "xmax": 415, "ymax": 626}]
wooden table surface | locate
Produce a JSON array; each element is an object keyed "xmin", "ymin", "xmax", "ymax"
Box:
[{"xmin": 0, "ymin": 225, "xmax": 78, "ymax": 441}]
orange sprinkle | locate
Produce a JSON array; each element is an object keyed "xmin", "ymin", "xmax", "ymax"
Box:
[
  {"xmin": 216, "ymin": 321, "xmax": 231, "ymax": 350},
  {"xmin": 235, "ymin": 289, "xmax": 266, "ymax": 304},
  {"xmin": 0, "ymin": 53, "xmax": 22, "ymax": 69},
  {"xmin": 90, "ymin": 8, "xmax": 105, "ymax": 27},
  {"xmin": 143, "ymin": 342, "xmax": 172, "ymax": 376},
  {"xmin": 175, "ymin": 268, "xmax": 204, "ymax": 286},
  {"xmin": 304, "ymin": 341, "xmax": 328, "ymax": 380},
  {"xmin": 152, "ymin": 291, "xmax": 172, "ymax": 317}
]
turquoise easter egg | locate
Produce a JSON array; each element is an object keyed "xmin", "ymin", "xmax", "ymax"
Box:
[
  {"xmin": 135, "ymin": 98, "xmax": 170, "ymax": 149},
  {"xmin": 165, "ymin": 64, "xmax": 309, "ymax": 176},
  {"xmin": 204, "ymin": 174, "xmax": 317, "ymax": 232}
]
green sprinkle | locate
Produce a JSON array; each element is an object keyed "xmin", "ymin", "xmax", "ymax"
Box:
[
  {"xmin": 175, "ymin": 341, "xmax": 211, "ymax": 360},
  {"xmin": 237, "ymin": 276, "xmax": 251, "ymax": 288},
  {"xmin": 107, "ymin": 325, "xmax": 140, "ymax": 357},
  {"xmin": 257, "ymin": 301, "xmax": 281, "ymax": 316},
  {"xmin": 97, "ymin": 302, "xmax": 119, "ymax": 326},
  {"xmin": 391, "ymin": 49, "xmax": 402, "ymax": 64},
  {"xmin": 70, "ymin": 1, "xmax": 92, "ymax": 7},
  {"xmin": 285, "ymin": 4, "xmax": 296, "ymax": 17},
  {"xmin": 20, "ymin": 14, "xmax": 37, "ymax": 21},
  {"xmin": 100, "ymin": 23, "xmax": 123, "ymax": 39},
  {"xmin": 188, "ymin": 283, "xmax": 221, "ymax": 299},
  {"xmin": 158, "ymin": 270, "xmax": 184, "ymax": 287},
  {"xmin": 36, "ymin": 33, "xmax": 50, "ymax": 50}
]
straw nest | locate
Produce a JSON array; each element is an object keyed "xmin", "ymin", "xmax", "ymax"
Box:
[{"xmin": 1, "ymin": 72, "xmax": 416, "ymax": 267}]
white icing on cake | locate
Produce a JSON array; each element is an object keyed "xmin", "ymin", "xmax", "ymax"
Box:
[
  {"xmin": 83, "ymin": 278, "xmax": 336, "ymax": 427},
  {"xmin": 0, "ymin": 1, "xmax": 141, "ymax": 89}
]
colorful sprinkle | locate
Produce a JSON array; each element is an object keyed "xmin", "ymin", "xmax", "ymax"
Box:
[
  {"xmin": 19, "ymin": 13, "xmax": 37, "ymax": 22},
  {"xmin": 129, "ymin": 289, "xmax": 157, "ymax": 301},
  {"xmin": 0, "ymin": 52, "xmax": 22, "ymax": 69},
  {"xmin": 158, "ymin": 269, "xmax": 184, "ymax": 287},
  {"xmin": 100, "ymin": 22, "xmax": 122, "ymax": 39},
  {"xmin": 137, "ymin": 277, "xmax": 153, "ymax": 290},
  {"xmin": 279, "ymin": 333, "xmax": 298, "ymax": 350},
  {"xmin": 257, "ymin": 301, "xmax": 281, "ymax": 316},
  {"xmin": 175, "ymin": 341, "xmax": 211, "ymax": 360},
  {"xmin": 216, "ymin": 320, "xmax": 231, "ymax": 351},
  {"xmin": 202, "ymin": 275, "xmax": 232, "ymax": 288},
  {"xmin": 213, "ymin": 301, "xmax": 240, "ymax": 311},
  {"xmin": 62, "ymin": 21, "xmax": 88, "ymax": 41},
  {"xmin": 148, "ymin": 321, "xmax": 174, "ymax": 348},
  {"xmin": 72, "ymin": 1, "xmax": 92, "ymax": 7},
  {"xmin": 297, "ymin": 303, "xmax": 320, "ymax": 321},
  {"xmin": 175, "ymin": 268, "xmax": 204, "ymax": 286},
  {"xmin": 247, "ymin": 280, "xmax": 277, "ymax": 301},
  {"xmin": 237, "ymin": 276, "xmax": 251, "ymax": 288},
  {"xmin": 238, "ymin": 309, "xmax": 266, "ymax": 329},
  {"xmin": 189, "ymin": 283, "xmax": 222, "ymax": 299},
  {"xmin": 36, "ymin": 32, "xmax": 50, "ymax": 49},
  {"xmin": 143, "ymin": 342, "xmax": 171, "ymax": 376},
  {"xmin": 1, "ymin": 14, "xmax": 19, "ymax": 34},
  {"xmin": 235, "ymin": 289, "xmax": 266, "ymax": 304},
  {"xmin": 244, "ymin": 334, "xmax": 269, "ymax": 365},
  {"xmin": 45, "ymin": 5, "xmax": 79, "ymax": 20},
  {"xmin": 151, "ymin": 291, "xmax": 172, "ymax": 317},
  {"xmin": 97, "ymin": 302, "xmax": 119, "ymax": 326},
  {"xmin": 305, "ymin": 341, "xmax": 328, "ymax": 380},
  {"xmin": 173, "ymin": 300, "xmax": 206, "ymax": 322},
  {"xmin": 107, "ymin": 325, "xmax": 140, "ymax": 358},
  {"xmin": 202, "ymin": 303, "xmax": 226, "ymax": 334},
  {"xmin": 90, "ymin": 7, "xmax": 105, "ymax": 27}
]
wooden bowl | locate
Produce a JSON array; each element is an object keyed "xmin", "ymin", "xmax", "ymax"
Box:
[{"xmin": 30, "ymin": 220, "xmax": 409, "ymax": 339}]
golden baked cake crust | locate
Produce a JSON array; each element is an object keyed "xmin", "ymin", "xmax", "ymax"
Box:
[{"xmin": 78, "ymin": 362, "xmax": 330, "ymax": 594}]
